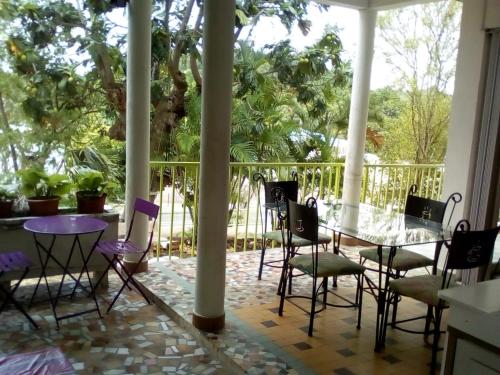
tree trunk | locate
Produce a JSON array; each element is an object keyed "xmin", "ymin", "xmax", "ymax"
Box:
[{"xmin": 0, "ymin": 92, "xmax": 19, "ymax": 172}]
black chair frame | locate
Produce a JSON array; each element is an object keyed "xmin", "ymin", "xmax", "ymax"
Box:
[
  {"xmin": 382, "ymin": 220, "xmax": 500, "ymax": 372},
  {"xmin": 94, "ymin": 198, "xmax": 159, "ymax": 313},
  {"xmin": 0, "ymin": 265, "xmax": 39, "ymax": 329},
  {"xmin": 359, "ymin": 185, "xmax": 462, "ymax": 316},
  {"xmin": 277, "ymin": 194, "xmax": 363, "ymax": 336}
]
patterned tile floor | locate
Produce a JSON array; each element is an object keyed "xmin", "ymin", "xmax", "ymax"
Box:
[
  {"xmin": 134, "ymin": 244, "xmax": 445, "ymax": 374},
  {"xmin": 0, "ymin": 277, "xmax": 223, "ymax": 374},
  {"xmin": 1, "ymin": 244, "xmax": 444, "ymax": 374}
]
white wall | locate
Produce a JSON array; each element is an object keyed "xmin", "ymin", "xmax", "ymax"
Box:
[
  {"xmin": 485, "ymin": 0, "xmax": 500, "ymax": 29},
  {"xmin": 443, "ymin": 0, "xmax": 489, "ymax": 223}
]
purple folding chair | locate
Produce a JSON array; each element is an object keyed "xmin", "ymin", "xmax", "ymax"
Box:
[
  {"xmin": 0, "ymin": 251, "xmax": 39, "ymax": 328},
  {"xmin": 94, "ymin": 197, "xmax": 160, "ymax": 312}
]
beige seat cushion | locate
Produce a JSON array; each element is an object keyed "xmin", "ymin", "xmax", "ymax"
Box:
[
  {"xmin": 389, "ymin": 274, "xmax": 459, "ymax": 306},
  {"xmin": 263, "ymin": 230, "xmax": 331, "ymax": 247},
  {"xmin": 359, "ymin": 247, "xmax": 433, "ymax": 272},
  {"xmin": 289, "ymin": 252, "xmax": 365, "ymax": 277}
]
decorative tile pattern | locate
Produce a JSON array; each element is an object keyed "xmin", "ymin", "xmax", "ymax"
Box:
[
  {"xmin": 382, "ymin": 354, "xmax": 402, "ymax": 364},
  {"xmin": 0, "ymin": 276, "xmax": 222, "ymax": 374},
  {"xmin": 261, "ymin": 320, "xmax": 278, "ymax": 328},
  {"xmin": 1, "ymin": 243, "xmax": 444, "ymax": 375},
  {"xmin": 337, "ymin": 348, "xmax": 356, "ymax": 357},
  {"xmin": 334, "ymin": 368, "xmax": 356, "ymax": 375},
  {"xmin": 293, "ymin": 342, "xmax": 312, "ymax": 351}
]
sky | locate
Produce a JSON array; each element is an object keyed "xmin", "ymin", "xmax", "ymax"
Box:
[
  {"xmin": 238, "ymin": 5, "xmax": 395, "ymax": 90},
  {"xmin": 107, "ymin": 4, "xmax": 397, "ymax": 91}
]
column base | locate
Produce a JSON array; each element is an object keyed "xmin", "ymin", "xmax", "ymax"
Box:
[
  {"xmin": 192, "ymin": 312, "xmax": 225, "ymax": 332},
  {"xmin": 123, "ymin": 259, "xmax": 148, "ymax": 274}
]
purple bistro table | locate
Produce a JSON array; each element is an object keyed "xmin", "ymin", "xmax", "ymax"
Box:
[{"xmin": 24, "ymin": 215, "xmax": 108, "ymax": 328}]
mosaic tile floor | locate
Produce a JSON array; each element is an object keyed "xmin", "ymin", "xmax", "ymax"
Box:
[
  {"xmin": 134, "ymin": 244, "xmax": 446, "ymax": 374},
  {"xmin": 1, "ymin": 243, "xmax": 445, "ymax": 374},
  {"xmin": 0, "ymin": 276, "xmax": 223, "ymax": 374}
]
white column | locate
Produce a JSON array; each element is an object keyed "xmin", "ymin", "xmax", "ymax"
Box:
[
  {"xmin": 443, "ymin": 0, "xmax": 487, "ymax": 224},
  {"xmin": 125, "ymin": 0, "xmax": 152, "ymax": 267},
  {"xmin": 342, "ymin": 9, "xmax": 377, "ymax": 207},
  {"xmin": 193, "ymin": 0, "xmax": 235, "ymax": 331}
]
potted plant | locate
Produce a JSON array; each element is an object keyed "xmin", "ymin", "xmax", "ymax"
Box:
[
  {"xmin": 0, "ymin": 185, "xmax": 17, "ymax": 217},
  {"xmin": 73, "ymin": 168, "xmax": 115, "ymax": 214},
  {"xmin": 19, "ymin": 167, "xmax": 72, "ymax": 216}
]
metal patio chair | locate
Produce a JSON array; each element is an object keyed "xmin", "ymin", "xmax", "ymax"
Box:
[
  {"xmin": 382, "ymin": 219, "xmax": 500, "ymax": 372},
  {"xmin": 358, "ymin": 184, "xmax": 462, "ymax": 324},
  {"xmin": 94, "ymin": 197, "xmax": 159, "ymax": 312},
  {"xmin": 278, "ymin": 195, "xmax": 365, "ymax": 336},
  {"xmin": 0, "ymin": 250, "xmax": 38, "ymax": 328}
]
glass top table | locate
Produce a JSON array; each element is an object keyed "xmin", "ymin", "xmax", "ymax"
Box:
[
  {"xmin": 318, "ymin": 202, "xmax": 452, "ymax": 247},
  {"xmin": 317, "ymin": 202, "xmax": 451, "ymax": 351}
]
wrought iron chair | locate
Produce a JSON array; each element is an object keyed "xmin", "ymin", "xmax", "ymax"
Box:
[
  {"xmin": 0, "ymin": 251, "xmax": 38, "ymax": 328},
  {"xmin": 94, "ymin": 197, "xmax": 159, "ymax": 312},
  {"xmin": 253, "ymin": 172, "xmax": 331, "ymax": 293},
  {"xmin": 278, "ymin": 195, "xmax": 365, "ymax": 336},
  {"xmin": 358, "ymin": 184, "xmax": 462, "ymax": 324},
  {"xmin": 382, "ymin": 220, "xmax": 500, "ymax": 372}
]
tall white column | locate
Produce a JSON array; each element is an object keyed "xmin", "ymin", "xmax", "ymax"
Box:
[
  {"xmin": 443, "ymin": 0, "xmax": 487, "ymax": 225},
  {"xmin": 193, "ymin": 0, "xmax": 235, "ymax": 331},
  {"xmin": 125, "ymin": 0, "xmax": 152, "ymax": 269},
  {"xmin": 342, "ymin": 9, "xmax": 377, "ymax": 207}
]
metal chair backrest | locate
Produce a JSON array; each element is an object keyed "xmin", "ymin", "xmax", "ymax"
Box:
[
  {"xmin": 288, "ymin": 198, "xmax": 319, "ymax": 243},
  {"xmin": 125, "ymin": 197, "xmax": 160, "ymax": 251},
  {"xmin": 404, "ymin": 184, "xmax": 462, "ymax": 226},
  {"xmin": 253, "ymin": 172, "xmax": 299, "ymax": 205},
  {"xmin": 442, "ymin": 220, "xmax": 500, "ymax": 287}
]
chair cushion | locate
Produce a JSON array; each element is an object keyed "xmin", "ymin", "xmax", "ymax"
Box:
[
  {"xmin": 289, "ymin": 252, "xmax": 365, "ymax": 277},
  {"xmin": 389, "ymin": 274, "xmax": 459, "ymax": 306},
  {"xmin": 359, "ymin": 247, "xmax": 433, "ymax": 271},
  {"xmin": 0, "ymin": 251, "xmax": 31, "ymax": 272},
  {"xmin": 96, "ymin": 240, "xmax": 142, "ymax": 256},
  {"xmin": 263, "ymin": 231, "xmax": 331, "ymax": 246}
]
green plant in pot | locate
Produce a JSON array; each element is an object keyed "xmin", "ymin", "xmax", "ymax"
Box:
[
  {"xmin": 73, "ymin": 168, "xmax": 115, "ymax": 213},
  {"xmin": 0, "ymin": 185, "xmax": 18, "ymax": 217},
  {"xmin": 19, "ymin": 167, "xmax": 72, "ymax": 216}
]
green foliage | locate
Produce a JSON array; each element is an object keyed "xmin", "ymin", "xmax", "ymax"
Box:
[
  {"xmin": 72, "ymin": 167, "xmax": 116, "ymax": 197},
  {"xmin": 376, "ymin": 1, "xmax": 461, "ymax": 163},
  {"xmin": 18, "ymin": 166, "xmax": 72, "ymax": 198},
  {"xmin": 0, "ymin": 185, "xmax": 18, "ymax": 201}
]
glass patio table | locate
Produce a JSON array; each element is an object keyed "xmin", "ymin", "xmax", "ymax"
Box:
[
  {"xmin": 317, "ymin": 202, "xmax": 452, "ymax": 351},
  {"xmin": 24, "ymin": 215, "xmax": 107, "ymax": 328}
]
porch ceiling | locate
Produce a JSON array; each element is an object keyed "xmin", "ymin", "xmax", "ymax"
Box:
[{"xmin": 318, "ymin": 0, "xmax": 444, "ymax": 10}]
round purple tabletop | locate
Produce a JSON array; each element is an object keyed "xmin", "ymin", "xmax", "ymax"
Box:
[{"xmin": 24, "ymin": 215, "xmax": 108, "ymax": 235}]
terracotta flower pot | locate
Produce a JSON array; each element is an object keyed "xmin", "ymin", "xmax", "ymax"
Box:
[
  {"xmin": 0, "ymin": 200, "xmax": 13, "ymax": 218},
  {"xmin": 76, "ymin": 192, "xmax": 106, "ymax": 214},
  {"xmin": 27, "ymin": 196, "xmax": 60, "ymax": 216}
]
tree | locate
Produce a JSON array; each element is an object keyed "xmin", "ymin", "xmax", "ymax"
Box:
[{"xmin": 377, "ymin": 1, "xmax": 461, "ymax": 163}]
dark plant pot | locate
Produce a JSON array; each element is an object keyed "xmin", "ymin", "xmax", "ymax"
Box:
[
  {"xmin": 0, "ymin": 200, "xmax": 13, "ymax": 218},
  {"xmin": 27, "ymin": 196, "xmax": 60, "ymax": 216},
  {"xmin": 77, "ymin": 192, "xmax": 106, "ymax": 214}
]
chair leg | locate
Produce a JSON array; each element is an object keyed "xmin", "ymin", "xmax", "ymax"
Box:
[
  {"xmin": 322, "ymin": 277, "xmax": 328, "ymax": 307},
  {"xmin": 0, "ymin": 269, "xmax": 39, "ymax": 329},
  {"xmin": 381, "ymin": 289, "xmax": 393, "ymax": 347},
  {"xmin": 357, "ymin": 273, "xmax": 364, "ymax": 329},
  {"xmin": 258, "ymin": 246, "xmax": 266, "ymax": 280},
  {"xmin": 278, "ymin": 265, "xmax": 289, "ymax": 317},
  {"xmin": 391, "ymin": 270, "xmax": 401, "ymax": 327},
  {"xmin": 107, "ymin": 257, "xmax": 150, "ymax": 313},
  {"xmin": 424, "ymin": 305, "xmax": 433, "ymax": 340},
  {"xmin": 308, "ymin": 277, "xmax": 318, "ymax": 337},
  {"xmin": 431, "ymin": 306, "xmax": 442, "ymax": 373}
]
